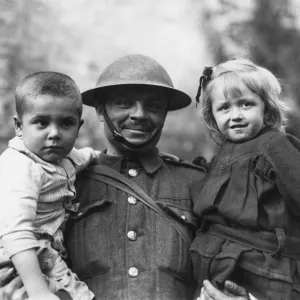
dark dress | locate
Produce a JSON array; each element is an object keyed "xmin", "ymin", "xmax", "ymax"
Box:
[{"xmin": 191, "ymin": 130, "xmax": 300, "ymax": 300}]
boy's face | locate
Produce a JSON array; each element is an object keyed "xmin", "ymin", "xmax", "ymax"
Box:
[{"xmin": 14, "ymin": 95, "xmax": 83, "ymax": 163}]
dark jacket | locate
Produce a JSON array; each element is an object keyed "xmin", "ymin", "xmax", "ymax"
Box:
[
  {"xmin": 191, "ymin": 130, "xmax": 300, "ymax": 299},
  {"xmin": 65, "ymin": 148, "xmax": 206, "ymax": 300}
]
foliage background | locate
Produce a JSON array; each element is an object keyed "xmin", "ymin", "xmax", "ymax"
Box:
[{"xmin": 0, "ymin": 0, "xmax": 300, "ymax": 161}]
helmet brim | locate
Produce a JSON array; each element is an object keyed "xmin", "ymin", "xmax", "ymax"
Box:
[{"xmin": 82, "ymin": 84, "xmax": 191, "ymax": 111}]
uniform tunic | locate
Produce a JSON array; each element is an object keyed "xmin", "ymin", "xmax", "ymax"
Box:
[
  {"xmin": 65, "ymin": 148, "xmax": 206, "ymax": 300},
  {"xmin": 191, "ymin": 130, "xmax": 300, "ymax": 300}
]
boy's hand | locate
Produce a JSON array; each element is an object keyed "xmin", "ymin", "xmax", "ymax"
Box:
[{"xmin": 0, "ymin": 267, "xmax": 27, "ymax": 300}]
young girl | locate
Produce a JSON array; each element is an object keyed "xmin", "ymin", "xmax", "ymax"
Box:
[
  {"xmin": 191, "ymin": 58, "xmax": 300, "ymax": 300},
  {"xmin": 0, "ymin": 72, "xmax": 98, "ymax": 300}
]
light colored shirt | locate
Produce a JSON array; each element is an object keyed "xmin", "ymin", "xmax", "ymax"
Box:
[{"xmin": 0, "ymin": 136, "xmax": 100, "ymax": 257}]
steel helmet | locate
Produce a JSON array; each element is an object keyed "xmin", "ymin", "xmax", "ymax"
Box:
[{"xmin": 82, "ymin": 54, "xmax": 191, "ymax": 110}]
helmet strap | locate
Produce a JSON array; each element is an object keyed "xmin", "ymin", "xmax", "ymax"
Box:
[{"xmin": 102, "ymin": 106, "xmax": 164, "ymax": 150}]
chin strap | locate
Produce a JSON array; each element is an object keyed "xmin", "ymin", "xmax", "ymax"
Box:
[{"xmin": 102, "ymin": 107, "xmax": 163, "ymax": 150}]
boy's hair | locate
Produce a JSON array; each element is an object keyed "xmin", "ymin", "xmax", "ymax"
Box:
[
  {"xmin": 15, "ymin": 71, "xmax": 82, "ymax": 118},
  {"xmin": 200, "ymin": 58, "xmax": 288, "ymax": 142}
]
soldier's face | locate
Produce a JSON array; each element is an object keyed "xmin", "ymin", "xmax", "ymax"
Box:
[{"xmin": 98, "ymin": 87, "xmax": 168, "ymax": 155}]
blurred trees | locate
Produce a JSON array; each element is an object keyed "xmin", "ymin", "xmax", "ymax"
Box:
[
  {"xmin": 2, "ymin": 0, "xmax": 299, "ymax": 161},
  {"xmin": 0, "ymin": 0, "xmax": 22, "ymax": 149},
  {"xmin": 0, "ymin": 0, "xmax": 106, "ymax": 154},
  {"xmin": 201, "ymin": 0, "xmax": 300, "ymax": 137},
  {"xmin": 0, "ymin": 0, "xmax": 209, "ymax": 160},
  {"xmin": 0, "ymin": 0, "xmax": 72, "ymax": 152}
]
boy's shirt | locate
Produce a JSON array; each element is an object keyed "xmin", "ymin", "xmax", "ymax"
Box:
[{"xmin": 0, "ymin": 136, "xmax": 100, "ymax": 258}]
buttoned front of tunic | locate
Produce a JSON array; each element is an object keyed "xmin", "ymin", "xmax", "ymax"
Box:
[{"xmin": 65, "ymin": 149, "xmax": 206, "ymax": 300}]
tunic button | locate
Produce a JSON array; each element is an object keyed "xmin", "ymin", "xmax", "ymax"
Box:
[
  {"xmin": 128, "ymin": 169, "xmax": 138, "ymax": 177},
  {"xmin": 181, "ymin": 215, "xmax": 187, "ymax": 221},
  {"xmin": 127, "ymin": 231, "xmax": 137, "ymax": 241},
  {"xmin": 77, "ymin": 212, "xmax": 83, "ymax": 216},
  {"xmin": 128, "ymin": 267, "xmax": 139, "ymax": 277},
  {"xmin": 128, "ymin": 196, "xmax": 137, "ymax": 204}
]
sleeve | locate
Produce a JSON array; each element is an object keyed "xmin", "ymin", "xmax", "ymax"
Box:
[
  {"xmin": 264, "ymin": 133, "xmax": 300, "ymax": 216},
  {"xmin": 68, "ymin": 147, "xmax": 101, "ymax": 173},
  {"xmin": 0, "ymin": 149, "xmax": 42, "ymax": 257}
]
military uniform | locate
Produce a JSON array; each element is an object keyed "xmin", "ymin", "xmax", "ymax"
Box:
[{"xmin": 65, "ymin": 148, "xmax": 206, "ymax": 300}]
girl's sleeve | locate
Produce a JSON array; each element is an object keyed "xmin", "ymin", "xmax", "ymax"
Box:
[
  {"xmin": 0, "ymin": 149, "xmax": 42, "ymax": 257},
  {"xmin": 265, "ymin": 133, "xmax": 300, "ymax": 215}
]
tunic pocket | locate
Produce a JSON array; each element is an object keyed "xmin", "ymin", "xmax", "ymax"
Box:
[
  {"xmin": 155, "ymin": 205, "xmax": 196, "ymax": 282},
  {"xmin": 65, "ymin": 179, "xmax": 112, "ymax": 279},
  {"xmin": 190, "ymin": 230, "xmax": 225, "ymax": 285}
]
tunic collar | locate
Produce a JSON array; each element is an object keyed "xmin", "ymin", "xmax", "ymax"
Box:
[{"xmin": 97, "ymin": 147, "xmax": 163, "ymax": 175}]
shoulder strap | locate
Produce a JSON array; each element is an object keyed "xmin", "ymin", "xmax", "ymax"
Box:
[{"xmin": 84, "ymin": 165, "xmax": 192, "ymax": 246}]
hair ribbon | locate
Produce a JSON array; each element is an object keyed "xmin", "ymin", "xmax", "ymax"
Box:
[{"xmin": 195, "ymin": 66, "xmax": 213, "ymax": 106}]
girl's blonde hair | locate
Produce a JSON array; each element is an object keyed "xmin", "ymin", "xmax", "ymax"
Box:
[{"xmin": 200, "ymin": 58, "xmax": 288, "ymax": 142}]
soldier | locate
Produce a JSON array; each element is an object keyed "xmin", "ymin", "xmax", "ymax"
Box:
[{"xmin": 64, "ymin": 54, "xmax": 206, "ymax": 299}]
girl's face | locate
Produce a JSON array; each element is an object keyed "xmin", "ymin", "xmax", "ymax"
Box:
[{"xmin": 211, "ymin": 80, "xmax": 265, "ymax": 143}]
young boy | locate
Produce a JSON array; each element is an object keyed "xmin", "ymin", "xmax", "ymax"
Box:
[{"xmin": 0, "ymin": 72, "xmax": 97, "ymax": 300}]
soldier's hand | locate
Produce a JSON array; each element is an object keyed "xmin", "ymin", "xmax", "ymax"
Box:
[{"xmin": 198, "ymin": 279, "xmax": 257, "ymax": 300}]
